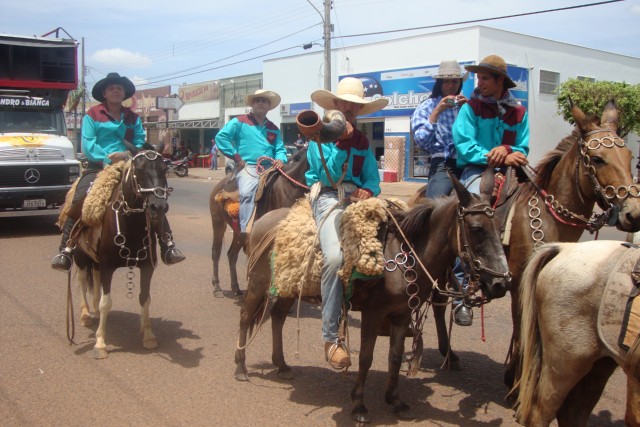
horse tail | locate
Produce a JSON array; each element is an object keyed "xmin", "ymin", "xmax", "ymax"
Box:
[{"xmin": 514, "ymin": 243, "xmax": 561, "ymax": 424}]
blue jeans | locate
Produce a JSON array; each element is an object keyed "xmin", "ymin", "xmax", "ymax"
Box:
[
  {"xmin": 312, "ymin": 190, "xmax": 346, "ymax": 343},
  {"xmin": 210, "ymin": 153, "xmax": 218, "ymax": 169},
  {"xmin": 426, "ymin": 157, "xmax": 463, "ymax": 199},
  {"xmin": 236, "ymin": 165, "xmax": 259, "ymax": 232}
]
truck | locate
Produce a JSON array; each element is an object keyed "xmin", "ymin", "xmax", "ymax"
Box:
[{"xmin": 0, "ymin": 29, "xmax": 81, "ymax": 216}]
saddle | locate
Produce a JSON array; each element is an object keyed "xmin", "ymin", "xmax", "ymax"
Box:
[
  {"xmin": 597, "ymin": 244, "xmax": 640, "ymax": 381},
  {"xmin": 268, "ymin": 197, "xmax": 407, "ymax": 299},
  {"xmin": 491, "ymin": 166, "xmax": 528, "ymax": 246}
]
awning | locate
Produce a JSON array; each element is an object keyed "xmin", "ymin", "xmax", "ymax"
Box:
[{"xmin": 145, "ymin": 119, "xmax": 219, "ymax": 129}]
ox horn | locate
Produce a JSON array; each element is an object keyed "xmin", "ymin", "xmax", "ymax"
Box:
[{"xmin": 296, "ymin": 110, "xmax": 349, "ymax": 143}]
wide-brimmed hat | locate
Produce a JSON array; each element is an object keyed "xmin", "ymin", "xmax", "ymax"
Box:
[
  {"xmin": 465, "ymin": 55, "xmax": 516, "ymax": 89},
  {"xmin": 245, "ymin": 89, "xmax": 281, "ymax": 110},
  {"xmin": 434, "ymin": 60, "xmax": 468, "ymax": 81},
  {"xmin": 311, "ymin": 77, "xmax": 389, "ymax": 116},
  {"xmin": 92, "ymin": 72, "xmax": 136, "ymax": 103}
]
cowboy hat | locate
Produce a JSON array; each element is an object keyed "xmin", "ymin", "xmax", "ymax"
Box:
[
  {"xmin": 311, "ymin": 77, "xmax": 389, "ymax": 116},
  {"xmin": 245, "ymin": 89, "xmax": 281, "ymax": 110},
  {"xmin": 434, "ymin": 60, "xmax": 468, "ymax": 81},
  {"xmin": 464, "ymin": 55, "xmax": 516, "ymax": 89},
  {"xmin": 92, "ymin": 72, "xmax": 136, "ymax": 103}
]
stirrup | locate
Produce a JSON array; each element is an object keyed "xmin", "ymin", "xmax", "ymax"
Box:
[
  {"xmin": 325, "ymin": 341, "xmax": 351, "ymax": 370},
  {"xmin": 51, "ymin": 250, "xmax": 73, "ymax": 272}
]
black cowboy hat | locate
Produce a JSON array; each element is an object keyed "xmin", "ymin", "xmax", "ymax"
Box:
[{"xmin": 92, "ymin": 72, "xmax": 136, "ymax": 102}]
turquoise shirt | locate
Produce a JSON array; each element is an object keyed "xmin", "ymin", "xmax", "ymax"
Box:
[
  {"xmin": 453, "ymin": 98, "xmax": 529, "ymax": 168},
  {"xmin": 215, "ymin": 113, "xmax": 287, "ymax": 165},
  {"xmin": 82, "ymin": 104, "xmax": 146, "ymax": 165},
  {"xmin": 306, "ymin": 128, "xmax": 381, "ymax": 197}
]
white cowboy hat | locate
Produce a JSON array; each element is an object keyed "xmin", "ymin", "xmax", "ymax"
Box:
[
  {"xmin": 311, "ymin": 77, "xmax": 389, "ymax": 116},
  {"xmin": 245, "ymin": 89, "xmax": 281, "ymax": 110},
  {"xmin": 465, "ymin": 55, "xmax": 516, "ymax": 89},
  {"xmin": 434, "ymin": 60, "xmax": 468, "ymax": 81}
]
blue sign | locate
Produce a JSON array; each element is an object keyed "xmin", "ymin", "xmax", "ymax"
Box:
[
  {"xmin": 290, "ymin": 102, "xmax": 312, "ymax": 115},
  {"xmin": 342, "ymin": 61, "xmax": 529, "ymax": 117}
]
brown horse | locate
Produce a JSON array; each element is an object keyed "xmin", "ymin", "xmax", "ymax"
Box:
[
  {"xmin": 72, "ymin": 148, "xmax": 171, "ymax": 358},
  {"xmin": 411, "ymin": 100, "xmax": 640, "ymax": 384},
  {"xmin": 235, "ymin": 167, "xmax": 511, "ymax": 423},
  {"xmin": 515, "ymin": 240, "xmax": 640, "ymax": 426},
  {"xmin": 208, "ymin": 148, "xmax": 310, "ymax": 297}
]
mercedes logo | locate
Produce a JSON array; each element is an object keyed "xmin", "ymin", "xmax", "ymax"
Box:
[{"xmin": 24, "ymin": 168, "xmax": 40, "ymax": 184}]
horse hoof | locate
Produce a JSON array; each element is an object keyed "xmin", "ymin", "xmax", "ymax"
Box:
[
  {"xmin": 80, "ymin": 315, "xmax": 92, "ymax": 327},
  {"xmin": 213, "ymin": 289, "xmax": 224, "ymax": 298},
  {"xmin": 235, "ymin": 372, "xmax": 249, "ymax": 382},
  {"xmin": 277, "ymin": 369, "xmax": 294, "ymax": 380},
  {"xmin": 352, "ymin": 412, "xmax": 372, "ymax": 424},
  {"xmin": 143, "ymin": 338, "xmax": 159, "ymax": 349},
  {"xmin": 93, "ymin": 347, "xmax": 108, "ymax": 359}
]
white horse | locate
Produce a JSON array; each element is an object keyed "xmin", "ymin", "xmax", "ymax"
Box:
[{"xmin": 515, "ymin": 240, "xmax": 640, "ymax": 426}]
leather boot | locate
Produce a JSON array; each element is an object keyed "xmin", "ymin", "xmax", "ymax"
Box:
[
  {"xmin": 51, "ymin": 218, "xmax": 74, "ymax": 272},
  {"xmin": 159, "ymin": 239, "xmax": 185, "ymax": 265}
]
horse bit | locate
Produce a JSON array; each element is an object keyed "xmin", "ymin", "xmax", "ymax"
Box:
[
  {"xmin": 111, "ymin": 151, "xmax": 172, "ymax": 296},
  {"xmin": 528, "ymin": 131, "xmax": 640, "ymax": 247}
]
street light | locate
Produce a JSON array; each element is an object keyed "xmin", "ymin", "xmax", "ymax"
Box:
[{"xmin": 305, "ymin": 0, "xmax": 331, "ymax": 90}]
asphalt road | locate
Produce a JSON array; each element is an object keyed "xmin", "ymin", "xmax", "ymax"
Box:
[{"xmin": 0, "ymin": 172, "xmax": 627, "ymax": 426}]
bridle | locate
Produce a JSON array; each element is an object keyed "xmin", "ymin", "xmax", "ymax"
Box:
[{"xmin": 525, "ymin": 129, "xmax": 640, "ymax": 245}]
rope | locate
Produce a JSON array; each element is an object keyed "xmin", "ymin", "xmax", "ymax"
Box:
[
  {"xmin": 255, "ymin": 156, "xmax": 310, "ymax": 190},
  {"xmin": 66, "ymin": 268, "xmax": 75, "ymax": 344}
]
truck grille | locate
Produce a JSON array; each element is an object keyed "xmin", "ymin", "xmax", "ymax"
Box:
[
  {"xmin": 0, "ymin": 164, "xmax": 71, "ymax": 187},
  {"xmin": 0, "ymin": 147, "xmax": 64, "ymax": 161}
]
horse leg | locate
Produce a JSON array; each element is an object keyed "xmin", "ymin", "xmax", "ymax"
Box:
[
  {"xmin": 139, "ymin": 265, "xmax": 158, "ymax": 350},
  {"xmin": 270, "ymin": 297, "xmax": 295, "ymax": 379},
  {"xmin": 77, "ymin": 265, "xmax": 93, "ymax": 327},
  {"xmin": 625, "ymin": 377, "xmax": 640, "ymax": 427},
  {"xmin": 432, "ymin": 294, "xmax": 461, "ymax": 370},
  {"xmin": 93, "ymin": 268, "xmax": 114, "ymax": 359},
  {"xmin": 235, "ymin": 281, "xmax": 269, "ymax": 381},
  {"xmin": 351, "ymin": 310, "xmax": 383, "ymax": 424},
  {"xmin": 556, "ymin": 357, "xmax": 617, "ymax": 427},
  {"xmin": 211, "ymin": 220, "xmax": 226, "ymax": 297},
  {"xmin": 385, "ymin": 312, "xmax": 414, "ymax": 420},
  {"xmin": 227, "ymin": 235, "xmax": 243, "ymax": 298}
]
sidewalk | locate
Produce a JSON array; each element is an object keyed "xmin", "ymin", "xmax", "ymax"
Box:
[{"xmin": 187, "ymin": 166, "xmax": 426, "ymax": 201}]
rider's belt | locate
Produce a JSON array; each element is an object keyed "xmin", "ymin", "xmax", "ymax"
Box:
[{"xmin": 87, "ymin": 161, "xmax": 104, "ymax": 170}]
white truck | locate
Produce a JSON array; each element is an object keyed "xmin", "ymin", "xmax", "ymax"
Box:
[{"xmin": 0, "ymin": 30, "xmax": 81, "ymax": 216}]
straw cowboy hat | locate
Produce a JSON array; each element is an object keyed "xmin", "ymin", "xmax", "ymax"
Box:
[
  {"xmin": 245, "ymin": 89, "xmax": 281, "ymax": 110},
  {"xmin": 434, "ymin": 60, "xmax": 468, "ymax": 81},
  {"xmin": 92, "ymin": 72, "xmax": 136, "ymax": 103},
  {"xmin": 311, "ymin": 77, "xmax": 389, "ymax": 116},
  {"xmin": 465, "ymin": 55, "xmax": 516, "ymax": 89}
]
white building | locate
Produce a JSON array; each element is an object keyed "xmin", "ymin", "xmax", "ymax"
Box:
[{"xmin": 264, "ymin": 25, "xmax": 640, "ymax": 181}]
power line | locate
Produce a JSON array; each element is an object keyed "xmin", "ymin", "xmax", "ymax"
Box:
[{"xmin": 335, "ymin": 0, "xmax": 624, "ymax": 39}]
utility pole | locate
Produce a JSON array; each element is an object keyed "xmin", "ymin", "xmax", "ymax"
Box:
[{"xmin": 323, "ymin": 0, "xmax": 332, "ymax": 91}]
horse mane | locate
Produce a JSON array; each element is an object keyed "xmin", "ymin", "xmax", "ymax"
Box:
[
  {"xmin": 281, "ymin": 146, "xmax": 308, "ymax": 173},
  {"xmin": 390, "ymin": 197, "xmax": 451, "ymax": 241},
  {"xmin": 533, "ymin": 128, "xmax": 580, "ymax": 189}
]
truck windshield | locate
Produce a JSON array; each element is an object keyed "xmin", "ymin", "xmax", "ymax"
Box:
[{"xmin": 0, "ymin": 109, "xmax": 66, "ymax": 135}]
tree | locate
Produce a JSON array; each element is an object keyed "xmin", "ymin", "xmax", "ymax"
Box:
[{"xmin": 556, "ymin": 79, "xmax": 640, "ymax": 138}]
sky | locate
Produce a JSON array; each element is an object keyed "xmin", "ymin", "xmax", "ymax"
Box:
[{"xmin": 2, "ymin": 0, "xmax": 639, "ymax": 94}]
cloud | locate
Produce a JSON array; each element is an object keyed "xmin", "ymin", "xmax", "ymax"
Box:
[
  {"xmin": 631, "ymin": 4, "xmax": 640, "ymax": 14},
  {"xmin": 130, "ymin": 76, "xmax": 149, "ymax": 86},
  {"xmin": 91, "ymin": 48, "xmax": 152, "ymax": 68}
]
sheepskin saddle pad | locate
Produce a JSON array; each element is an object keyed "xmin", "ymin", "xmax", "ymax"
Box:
[
  {"xmin": 269, "ymin": 197, "xmax": 408, "ymax": 298},
  {"xmin": 57, "ymin": 160, "xmax": 129, "ymax": 229},
  {"xmin": 214, "ymin": 189, "xmax": 240, "ymax": 219}
]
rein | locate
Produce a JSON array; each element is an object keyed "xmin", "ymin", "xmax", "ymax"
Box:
[{"xmin": 256, "ymin": 155, "xmax": 310, "ymax": 190}]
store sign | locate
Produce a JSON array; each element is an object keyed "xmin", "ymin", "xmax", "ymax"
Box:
[
  {"xmin": 280, "ymin": 102, "xmax": 312, "ymax": 116},
  {"xmin": 178, "ymin": 81, "xmax": 219, "ymax": 103},
  {"xmin": 343, "ymin": 62, "xmax": 529, "ymax": 117}
]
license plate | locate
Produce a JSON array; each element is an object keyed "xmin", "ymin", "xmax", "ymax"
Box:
[{"xmin": 23, "ymin": 199, "xmax": 46, "ymax": 208}]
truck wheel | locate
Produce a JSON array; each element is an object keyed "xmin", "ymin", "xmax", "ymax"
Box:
[{"xmin": 175, "ymin": 166, "xmax": 188, "ymax": 177}]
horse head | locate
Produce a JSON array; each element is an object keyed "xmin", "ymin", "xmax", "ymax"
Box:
[
  {"xmin": 450, "ymin": 167, "xmax": 511, "ymax": 300},
  {"xmin": 569, "ymin": 98, "xmax": 640, "ymax": 232},
  {"xmin": 123, "ymin": 149, "xmax": 171, "ymax": 224}
]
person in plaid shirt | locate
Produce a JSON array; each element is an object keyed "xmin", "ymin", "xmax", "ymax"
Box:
[{"xmin": 411, "ymin": 60, "xmax": 468, "ymax": 198}]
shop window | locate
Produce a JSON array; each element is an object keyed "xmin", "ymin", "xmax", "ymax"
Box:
[{"xmin": 539, "ymin": 70, "xmax": 560, "ymax": 95}]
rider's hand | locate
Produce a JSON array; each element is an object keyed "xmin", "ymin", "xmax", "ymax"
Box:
[
  {"xmin": 504, "ymin": 152, "xmax": 528, "ymax": 166},
  {"xmin": 485, "ymin": 146, "xmax": 510, "ymax": 167},
  {"xmin": 272, "ymin": 159, "xmax": 284, "ymax": 169},
  {"xmin": 350, "ymin": 188, "xmax": 372, "ymax": 201},
  {"xmin": 108, "ymin": 151, "xmax": 130, "ymax": 163}
]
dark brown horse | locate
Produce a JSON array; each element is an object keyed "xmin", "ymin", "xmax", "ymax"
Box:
[
  {"xmin": 208, "ymin": 148, "xmax": 310, "ymax": 297},
  {"xmin": 411, "ymin": 100, "xmax": 640, "ymax": 384},
  {"xmin": 72, "ymin": 148, "xmax": 171, "ymax": 358},
  {"xmin": 235, "ymin": 167, "xmax": 511, "ymax": 423}
]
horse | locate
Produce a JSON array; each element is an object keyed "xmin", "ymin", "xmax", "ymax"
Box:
[
  {"xmin": 410, "ymin": 100, "xmax": 640, "ymax": 381},
  {"xmin": 514, "ymin": 240, "xmax": 640, "ymax": 426},
  {"xmin": 71, "ymin": 146, "xmax": 172, "ymax": 359},
  {"xmin": 234, "ymin": 167, "xmax": 511, "ymax": 423},
  {"xmin": 209, "ymin": 110, "xmax": 347, "ymax": 298}
]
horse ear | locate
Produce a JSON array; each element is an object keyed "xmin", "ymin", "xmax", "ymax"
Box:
[
  {"xmin": 449, "ymin": 169, "xmax": 471, "ymax": 206},
  {"xmin": 156, "ymin": 141, "xmax": 165, "ymax": 154},
  {"xmin": 600, "ymin": 99, "xmax": 619, "ymax": 132},
  {"xmin": 569, "ymin": 96, "xmax": 596, "ymax": 133},
  {"xmin": 478, "ymin": 166, "xmax": 496, "ymax": 201}
]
